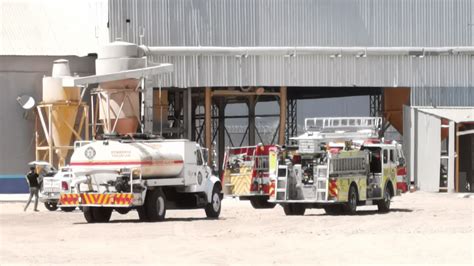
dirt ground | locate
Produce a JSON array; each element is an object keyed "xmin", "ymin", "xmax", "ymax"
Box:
[{"xmin": 0, "ymin": 192, "xmax": 472, "ymax": 265}]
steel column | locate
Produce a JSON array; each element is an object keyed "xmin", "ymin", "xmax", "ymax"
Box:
[
  {"xmin": 286, "ymin": 98, "xmax": 297, "ymax": 143},
  {"xmin": 218, "ymin": 98, "xmax": 226, "ymax": 174},
  {"xmin": 248, "ymin": 96, "xmax": 256, "ymax": 145},
  {"xmin": 205, "ymin": 87, "xmax": 212, "ymax": 163},
  {"xmin": 278, "ymin": 87, "xmax": 287, "ymax": 145}
]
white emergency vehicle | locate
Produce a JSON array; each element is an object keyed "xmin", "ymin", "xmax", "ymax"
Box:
[{"xmin": 59, "ymin": 136, "xmax": 222, "ymax": 223}]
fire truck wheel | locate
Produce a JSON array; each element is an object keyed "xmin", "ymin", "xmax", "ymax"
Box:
[
  {"xmin": 205, "ymin": 185, "xmax": 222, "ymax": 218},
  {"xmin": 60, "ymin": 207, "xmax": 76, "ymax": 212},
  {"xmin": 250, "ymin": 198, "xmax": 276, "ymax": 209},
  {"xmin": 146, "ymin": 189, "xmax": 166, "ymax": 222},
  {"xmin": 44, "ymin": 202, "xmax": 58, "ymax": 211},
  {"xmin": 324, "ymin": 205, "xmax": 343, "ymax": 215},
  {"xmin": 342, "ymin": 185, "xmax": 358, "ymax": 215},
  {"xmin": 114, "ymin": 208, "xmax": 131, "ymax": 215},
  {"xmin": 283, "ymin": 204, "xmax": 306, "ymax": 216},
  {"xmin": 377, "ymin": 185, "xmax": 391, "ymax": 213}
]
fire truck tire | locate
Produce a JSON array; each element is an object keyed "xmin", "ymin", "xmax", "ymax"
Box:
[
  {"xmin": 377, "ymin": 185, "xmax": 391, "ymax": 213},
  {"xmin": 324, "ymin": 205, "xmax": 343, "ymax": 215},
  {"xmin": 342, "ymin": 185, "xmax": 358, "ymax": 215},
  {"xmin": 205, "ymin": 185, "xmax": 222, "ymax": 218},
  {"xmin": 44, "ymin": 202, "xmax": 58, "ymax": 211},
  {"xmin": 146, "ymin": 189, "xmax": 166, "ymax": 222},
  {"xmin": 114, "ymin": 208, "xmax": 131, "ymax": 215},
  {"xmin": 60, "ymin": 207, "xmax": 76, "ymax": 212},
  {"xmin": 283, "ymin": 204, "xmax": 306, "ymax": 216},
  {"xmin": 250, "ymin": 198, "xmax": 276, "ymax": 209},
  {"xmin": 83, "ymin": 207, "xmax": 112, "ymax": 223}
]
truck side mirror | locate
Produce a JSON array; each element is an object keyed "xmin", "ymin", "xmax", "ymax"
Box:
[{"xmin": 398, "ymin": 157, "xmax": 405, "ymax": 166}]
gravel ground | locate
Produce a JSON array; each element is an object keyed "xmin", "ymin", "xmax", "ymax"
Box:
[{"xmin": 0, "ymin": 191, "xmax": 472, "ymax": 265}]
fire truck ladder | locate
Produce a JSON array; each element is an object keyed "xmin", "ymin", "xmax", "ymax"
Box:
[
  {"xmin": 303, "ymin": 117, "xmax": 382, "ymax": 141},
  {"xmin": 314, "ymin": 165, "xmax": 328, "ymax": 201},
  {"xmin": 275, "ymin": 164, "xmax": 288, "ymax": 200}
]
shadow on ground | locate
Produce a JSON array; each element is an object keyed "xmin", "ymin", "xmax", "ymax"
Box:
[
  {"xmin": 305, "ymin": 208, "xmax": 413, "ymax": 217},
  {"xmin": 73, "ymin": 217, "xmax": 226, "ymax": 225}
]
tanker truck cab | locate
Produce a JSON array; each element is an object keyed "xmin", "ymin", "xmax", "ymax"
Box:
[{"xmin": 59, "ymin": 138, "xmax": 222, "ymax": 223}]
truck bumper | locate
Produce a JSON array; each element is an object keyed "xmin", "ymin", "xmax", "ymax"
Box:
[
  {"xmin": 40, "ymin": 193, "xmax": 60, "ymax": 203},
  {"xmin": 59, "ymin": 193, "xmax": 135, "ymax": 208}
]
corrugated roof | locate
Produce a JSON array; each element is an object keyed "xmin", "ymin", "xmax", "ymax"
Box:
[
  {"xmin": 108, "ymin": 0, "xmax": 474, "ymax": 96},
  {"xmin": 0, "ymin": 0, "xmax": 109, "ymax": 56}
]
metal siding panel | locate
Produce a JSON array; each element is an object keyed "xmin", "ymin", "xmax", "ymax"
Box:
[{"xmin": 108, "ymin": 0, "xmax": 474, "ymax": 102}]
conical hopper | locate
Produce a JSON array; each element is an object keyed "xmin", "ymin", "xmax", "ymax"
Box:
[
  {"xmin": 42, "ymin": 59, "xmax": 81, "ymax": 166},
  {"xmin": 51, "ymin": 105, "xmax": 78, "ymax": 165},
  {"xmin": 98, "ymin": 88, "xmax": 139, "ymax": 135}
]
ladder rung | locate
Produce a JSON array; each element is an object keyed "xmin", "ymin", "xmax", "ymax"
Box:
[
  {"xmin": 277, "ymin": 177, "xmax": 287, "ymax": 180},
  {"xmin": 276, "ymin": 189, "xmax": 286, "ymax": 192}
]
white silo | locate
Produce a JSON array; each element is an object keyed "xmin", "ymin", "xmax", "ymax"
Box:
[
  {"xmin": 95, "ymin": 42, "xmax": 146, "ymax": 134},
  {"xmin": 39, "ymin": 59, "xmax": 87, "ymax": 167}
]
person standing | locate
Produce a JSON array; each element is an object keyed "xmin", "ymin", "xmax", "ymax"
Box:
[{"xmin": 24, "ymin": 167, "xmax": 40, "ymax": 212}]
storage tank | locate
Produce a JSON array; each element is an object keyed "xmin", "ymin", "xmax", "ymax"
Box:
[
  {"xmin": 70, "ymin": 140, "xmax": 184, "ymax": 179},
  {"xmin": 96, "ymin": 42, "xmax": 146, "ymax": 134},
  {"xmin": 42, "ymin": 59, "xmax": 81, "ymax": 166}
]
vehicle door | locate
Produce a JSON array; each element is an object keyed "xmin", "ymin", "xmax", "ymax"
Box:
[
  {"xmin": 194, "ymin": 147, "xmax": 209, "ymax": 189},
  {"xmin": 382, "ymin": 148, "xmax": 395, "ymax": 186},
  {"xmin": 388, "ymin": 148, "xmax": 398, "ymax": 189}
]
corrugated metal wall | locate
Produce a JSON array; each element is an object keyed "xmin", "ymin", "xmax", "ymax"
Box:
[{"xmin": 108, "ymin": 0, "xmax": 474, "ymax": 105}]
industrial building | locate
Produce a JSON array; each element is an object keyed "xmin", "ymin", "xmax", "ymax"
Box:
[{"xmin": 1, "ymin": 0, "xmax": 473, "ymax": 193}]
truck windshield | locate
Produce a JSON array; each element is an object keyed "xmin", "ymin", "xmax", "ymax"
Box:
[{"xmin": 361, "ymin": 147, "xmax": 382, "ymax": 173}]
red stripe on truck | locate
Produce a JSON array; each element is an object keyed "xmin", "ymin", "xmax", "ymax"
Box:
[{"xmin": 70, "ymin": 160, "xmax": 184, "ymax": 166}]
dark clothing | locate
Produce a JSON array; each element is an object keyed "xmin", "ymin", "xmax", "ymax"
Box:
[
  {"xmin": 27, "ymin": 172, "xmax": 39, "ymax": 188},
  {"xmin": 24, "ymin": 187, "xmax": 39, "ymax": 211}
]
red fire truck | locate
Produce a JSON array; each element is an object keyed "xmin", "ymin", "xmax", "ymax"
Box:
[{"xmin": 221, "ymin": 144, "xmax": 277, "ymax": 209}]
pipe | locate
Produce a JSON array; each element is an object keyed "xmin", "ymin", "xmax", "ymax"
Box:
[{"xmin": 139, "ymin": 46, "xmax": 474, "ymax": 57}]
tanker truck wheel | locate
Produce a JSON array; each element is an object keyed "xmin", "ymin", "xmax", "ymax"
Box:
[
  {"xmin": 44, "ymin": 201, "xmax": 58, "ymax": 211},
  {"xmin": 205, "ymin": 185, "xmax": 222, "ymax": 219},
  {"xmin": 60, "ymin": 207, "xmax": 76, "ymax": 212},
  {"xmin": 283, "ymin": 204, "xmax": 306, "ymax": 216},
  {"xmin": 83, "ymin": 207, "xmax": 112, "ymax": 223},
  {"xmin": 145, "ymin": 189, "xmax": 166, "ymax": 222},
  {"xmin": 250, "ymin": 198, "xmax": 276, "ymax": 209},
  {"xmin": 114, "ymin": 208, "xmax": 131, "ymax": 215}
]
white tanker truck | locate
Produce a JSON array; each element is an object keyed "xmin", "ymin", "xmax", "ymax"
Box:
[{"xmin": 59, "ymin": 136, "xmax": 222, "ymax": 223}]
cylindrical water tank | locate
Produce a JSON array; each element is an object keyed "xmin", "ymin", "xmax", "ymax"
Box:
[
  {"xmin": 70, "ymin": 140, "xmax": 184, "ymax": 179},
  {"xmin": 96, "ymin": 42, "xmax": 146, "ymax": 135},
  {"xmin": 42, "ymin": 59, "xmax": 80, "ymax": 165}
]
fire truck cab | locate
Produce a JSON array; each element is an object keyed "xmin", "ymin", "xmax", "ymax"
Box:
[
  {"xmin": 269, "ymin": 117, "xmax": 406, "ymax": 216},
  {"xmin": 222, "ymin": 144, "xmax": 277, "ymax": 209}
]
